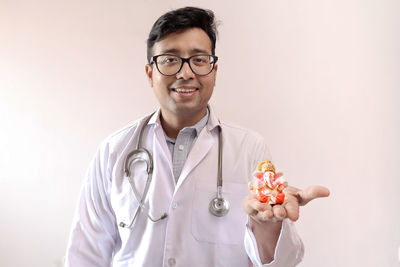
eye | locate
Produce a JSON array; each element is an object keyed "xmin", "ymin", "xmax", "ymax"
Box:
[
  {"xmin": 191, "ymin": 55, "xmax": 210, "ymax": 65},
  {"xmin": 166, "ymin": 57, "xmax": 178, "ymax": 63},
  {"xmin": 159, "ymin": 56, "xmax": 179, "ymax": 64}
]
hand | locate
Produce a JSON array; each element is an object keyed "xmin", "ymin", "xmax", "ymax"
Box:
[{"xmin": 243, "ymin": 185, "xmax": 330, "ymax": 223}]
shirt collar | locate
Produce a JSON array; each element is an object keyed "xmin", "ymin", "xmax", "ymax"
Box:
[
  {"xmin": 147, "ymin": 104, "xmax": 220, "ymax": 132},
  {"xmin": 191, "ymin": 108, "xmax": 209, "ymax": 136}
]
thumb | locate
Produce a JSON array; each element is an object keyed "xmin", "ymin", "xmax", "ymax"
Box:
[{"xmin": 297, "ymin": 185, "xmax": 330, "ymax": 206}]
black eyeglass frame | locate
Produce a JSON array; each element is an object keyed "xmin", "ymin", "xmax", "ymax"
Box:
[{"xmin": 150, "ymin": 54, "xmax": 219, "ymax": 76}]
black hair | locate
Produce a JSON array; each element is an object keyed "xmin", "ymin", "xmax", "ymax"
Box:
[{"xmin": 146, "ymin": 6, "xmax": 218, "ymax": 63}]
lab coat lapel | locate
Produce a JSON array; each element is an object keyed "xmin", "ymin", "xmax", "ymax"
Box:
[
  {"xmin": 152, "ymin": 124, "xmax": 175, "ymax": 186},
  {"xmin": 176, "ymin": 128, "xmax": 214, "ymax": 189}
]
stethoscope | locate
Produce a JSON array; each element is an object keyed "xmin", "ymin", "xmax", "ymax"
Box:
[{"xmin": 119, "ymin": 113, "xmax": 230, "ymax": 228}]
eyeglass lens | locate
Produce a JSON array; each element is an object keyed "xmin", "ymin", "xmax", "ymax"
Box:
[{"xmin": 155, "ymin": 55, "xmax": 215, "ymax": 76}]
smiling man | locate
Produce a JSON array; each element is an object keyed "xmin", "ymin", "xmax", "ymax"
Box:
[
  {"xmin": 145, "ymin": 27, "xmax": 217, "ymax": 139},
  {"xmin": 65, "ymin": 7, "xmax": 329, "ymax": 267}
]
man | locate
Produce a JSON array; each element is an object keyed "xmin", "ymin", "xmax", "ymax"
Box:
[{"xmin": 65, "ymin": 7, "xmax": 329, "ymax": 267}]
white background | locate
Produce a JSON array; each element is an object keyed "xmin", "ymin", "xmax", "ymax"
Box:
[{"xmin": 1, "ymin": 0, "xmax": 399, "ymax": 266}]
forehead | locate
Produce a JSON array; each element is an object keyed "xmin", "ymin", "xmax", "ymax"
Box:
[{"xmin": 152, "ymin": 28, "xmax": 213, "ymax": 56}]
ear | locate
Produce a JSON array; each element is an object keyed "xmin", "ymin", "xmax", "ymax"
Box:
[
  {"xmin": 145, "ymin": 64, "xmax": 153, "ymax": 87},
  {"xmin": 213, "ymin": 64, "xmax": 218, "ymax": 85}
]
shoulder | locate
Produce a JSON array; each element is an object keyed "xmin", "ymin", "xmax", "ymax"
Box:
[
  {"xmin": 220, "ymin": 120, "xmax": 271, "ymax": 163},
  {"xmin": 106, "ymin": 120, "xmax": 140, "ymax": 146},
  {"xmin": 96, "ymin": 117, "xmax": 143, "ymax": 160},
  {"xmin": 220, "ymin": 121, "xmax": 266, "ymax": 146}
]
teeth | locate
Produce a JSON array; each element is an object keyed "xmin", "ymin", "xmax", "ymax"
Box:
[{"xmin": 175, "ymin": 88, "xmax": 196, "ymax": 93}]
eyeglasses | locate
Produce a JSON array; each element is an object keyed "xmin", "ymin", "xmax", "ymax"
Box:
[{"xmin": 150, "ymin": 54, "xmax": 218, "ymax": 76}]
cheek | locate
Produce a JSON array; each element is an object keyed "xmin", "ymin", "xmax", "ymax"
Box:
[
  {"xmin": 152, "ymin": 75, "xmax": 171, "ymax": 90},
  {"xmin": 201, "ymin": 76, "xmax": 216, "ymax": 91},
  {"xmin": 152, "ymin": 75, "xmax": 163, "ymax": 87}
]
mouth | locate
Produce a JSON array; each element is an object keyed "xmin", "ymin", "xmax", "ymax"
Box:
[
  {"xmin": 171, "ymin": 87, "xmax": 198, "ymax": 92},
  {"xmin": 171, "ymin": 87, "xmax": 199, "ymax": 96}
]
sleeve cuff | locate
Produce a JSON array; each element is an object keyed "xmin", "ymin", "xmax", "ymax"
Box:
[{"xmin": 244, "ymin": 218, "xmax": 304, "ymax": 267}]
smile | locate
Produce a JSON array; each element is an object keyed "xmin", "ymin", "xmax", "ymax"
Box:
[{"xmin": 172, "ymin": 88, "xmax": 198, "ymax": 93}]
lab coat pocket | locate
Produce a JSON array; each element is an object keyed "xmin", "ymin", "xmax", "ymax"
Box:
[{"xmin": 191, "ymin": 181, "xmax": 248, "ymax": 245}]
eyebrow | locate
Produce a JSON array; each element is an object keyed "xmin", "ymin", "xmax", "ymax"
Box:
[{"xmin": 160, "ymin": 48, "xmax": 210, "ymax": 55}]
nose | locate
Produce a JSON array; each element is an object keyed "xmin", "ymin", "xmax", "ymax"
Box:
[{"xmin": 176, "ymin": 61, "xmax": 195, "ymax": 80}]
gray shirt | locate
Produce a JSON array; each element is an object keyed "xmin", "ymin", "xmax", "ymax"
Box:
[{"xmin": 163, "ymin": 109, "xmax": 209, "ymax": 183}]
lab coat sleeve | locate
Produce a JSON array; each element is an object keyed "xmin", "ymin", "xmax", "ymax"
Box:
[
  {"xmin": 244, "ymin": 219, "xmax": 304, "ymax": 266},
  {"xmin": 65, "ymin": 142, "xmax": 119, "ymax": 267},
  {"xmin": 244, "ymin": 135, "xmax": 304, "ymax": 266}
]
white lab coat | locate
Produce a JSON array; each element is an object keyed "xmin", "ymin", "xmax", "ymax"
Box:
[{"xmin": 65, "ymin": 107, "xmax": 304, "ymax": 267}]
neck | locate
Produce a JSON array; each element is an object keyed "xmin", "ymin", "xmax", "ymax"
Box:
[{"xmin": 160, "ymin": 108, "xmax": 207, "ymax": 139}]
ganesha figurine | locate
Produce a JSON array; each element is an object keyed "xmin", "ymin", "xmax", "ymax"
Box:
[{"xmin": 248, "ymin": 160, "xmax": 288, "ymax": 204}]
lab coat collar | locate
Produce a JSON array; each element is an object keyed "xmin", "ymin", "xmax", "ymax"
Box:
[
  {"xmin": 176, "ymin": 105, "xmax": 220, "ymax": 190},
  {"xmin": 148, "ymin": 109, "xmax": 162, "ymax": 127},
  {"xmin": 175, "ymin": 127, "xmax": 214, "ymax": 190},
  {"xmin": 206, "ymin": 105, "xmax": 221, "ymax": 132}
]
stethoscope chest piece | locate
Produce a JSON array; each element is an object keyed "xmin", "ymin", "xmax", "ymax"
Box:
[{"xmin": 209, "ymin": 196, "xmax": 230, "ymax": 217}]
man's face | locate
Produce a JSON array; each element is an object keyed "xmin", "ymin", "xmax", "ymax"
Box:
[{"xmin": 145, "ymin": 28, "xmax": 218, "ymax": 121}]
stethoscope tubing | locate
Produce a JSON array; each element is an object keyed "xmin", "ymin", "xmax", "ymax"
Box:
[
  {"xmin": 217, "ymin": 124, "xmax": 223, "ymax": 198},
  {"xmin": 120, "ymin": 112, "xmax": 229, "ymax": 228}
]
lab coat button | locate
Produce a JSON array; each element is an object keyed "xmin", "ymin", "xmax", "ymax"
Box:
[
  {"xmin": 178, "ymin": 144, "xmax": 184, "ymax": 151},
  {"xmin": 168, "ymin": 258, "xmax": 176, "ymax": 265},
  {"xmin": 172, "ymin": 202, "xmax": 178, "ymax": 209}
]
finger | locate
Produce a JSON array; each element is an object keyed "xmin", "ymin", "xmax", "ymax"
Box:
[
  {"xmin": 284, "ymin": 185, "xmax": 301, "ymax": 195},
  {"xmin": 243, "ymin": 194, "xmax": 275, "ymax": 223},
  {"xmin": 243, "ymin": 194, "xmax": 259, "ymax": 215},
  {"xmin": 243, "ymin": 193, "xmax": 270, "ymax": 215},
  {"xmin": 272, "ymin": 204, "xmax": 287, "ymax": 220},
  {"xmin": 297, "ymin": 185, "xmax": 330, "ymax": 206},
  {"xmin": 251, "ymin": 206, "xmax": 274, "ymax": 223},
  {"xmin": 284, "ymin": 195, "xmax": 300, "ymax": 221}
]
